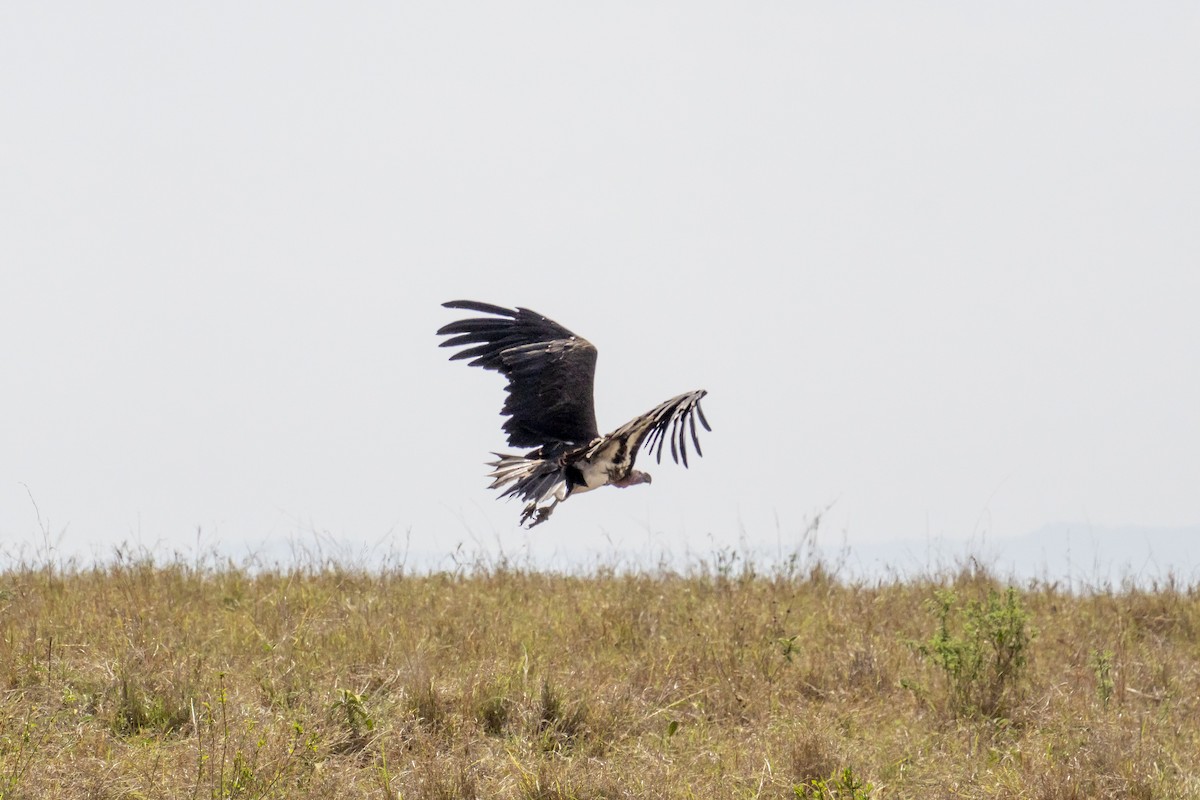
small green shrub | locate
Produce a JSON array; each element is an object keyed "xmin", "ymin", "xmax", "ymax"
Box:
[
  {"xmin": 795, "ymin": 766, "xmax": 874, "ymax": 799},
  {"xmin": 1089, "ymin": 648, "xmax": 1115, "ymax": 706},
  {"xmin": 331, "ymin": 688, "xmax": 374, "ymax": 753},
  {"xmin": 912, "ymin": 586, "xmax": 1033, "ymax": 718}
]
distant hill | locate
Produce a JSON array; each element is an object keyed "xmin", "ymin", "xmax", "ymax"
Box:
[{"xmin": 839, "ymin": 523, "xmax": 1200, "ymax": 588}]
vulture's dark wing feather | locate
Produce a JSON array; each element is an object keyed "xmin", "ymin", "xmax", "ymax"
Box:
[
  {"xmin": 437, "ymin": 300, "xmax": 601, "ymax": 448},
  {"xmin": 594, "ymin": 389, "xmax": 711, "ymax": 468}
]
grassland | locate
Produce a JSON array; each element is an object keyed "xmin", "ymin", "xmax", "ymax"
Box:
[{"xmin": 1, "ymin": 545, "xmax": 1197, "ymax": 799}]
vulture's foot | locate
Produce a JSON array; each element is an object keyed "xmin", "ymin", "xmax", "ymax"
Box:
[{"xmin": 520, "ymin": 501, "xmax": 556, "ymax": 528}]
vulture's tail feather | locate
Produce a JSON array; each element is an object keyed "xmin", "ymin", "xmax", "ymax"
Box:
[{"xmin": 486, "ymin": 452, "xmax": 569, "ymax": 527}]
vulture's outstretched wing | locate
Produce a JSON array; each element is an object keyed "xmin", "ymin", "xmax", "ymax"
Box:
[
  {"xmin": 589, "ymin": 389, "xmax": 711, "ymax": 469},
  {"xmin": 437, "ymin": 300, "xmax": 601, "ymax": 448}
]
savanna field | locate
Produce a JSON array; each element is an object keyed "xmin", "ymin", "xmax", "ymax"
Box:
[{"xmin": 1, "ymin": 546, "xmax": 1198, "ymax": 799}]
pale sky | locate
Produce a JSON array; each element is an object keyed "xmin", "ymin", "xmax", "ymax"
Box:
[{"xmin": 2, "ymin": 3, "xmax": 1198, "ymax": 570}]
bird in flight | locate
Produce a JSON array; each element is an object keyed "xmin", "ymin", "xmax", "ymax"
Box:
[{"xmin": 437, "ymin": 300, "xmax": 711, "ymax": 527}]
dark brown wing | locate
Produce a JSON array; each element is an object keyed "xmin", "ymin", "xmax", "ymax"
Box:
[{"xmin": 437, "ymin": 300, "xmax": 601, "ymax": 448}]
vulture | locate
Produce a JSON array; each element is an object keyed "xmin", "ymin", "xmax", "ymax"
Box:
[{"xmin": 437, "ymin": 300, "xmax": 711, "ymax": 527}]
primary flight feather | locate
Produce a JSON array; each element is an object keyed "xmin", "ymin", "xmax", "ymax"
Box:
[{"xmin": 437, "ymin": 300, "xmax": 711, "ymax": 527}]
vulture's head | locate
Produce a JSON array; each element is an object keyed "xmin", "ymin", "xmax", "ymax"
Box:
[{"xmin": 612, "ymin": 470, "xmax": 652, "ymax": 488}]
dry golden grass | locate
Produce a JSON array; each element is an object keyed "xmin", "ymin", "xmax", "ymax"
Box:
[{"xmin": 1, "ymin": 546, "xmax": 1198, "ymax": 799}]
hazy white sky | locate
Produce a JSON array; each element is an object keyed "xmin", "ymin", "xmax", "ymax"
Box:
[{"xmin": 2, "ymin": 3, "xmax": 1198, "ymax": 567}]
